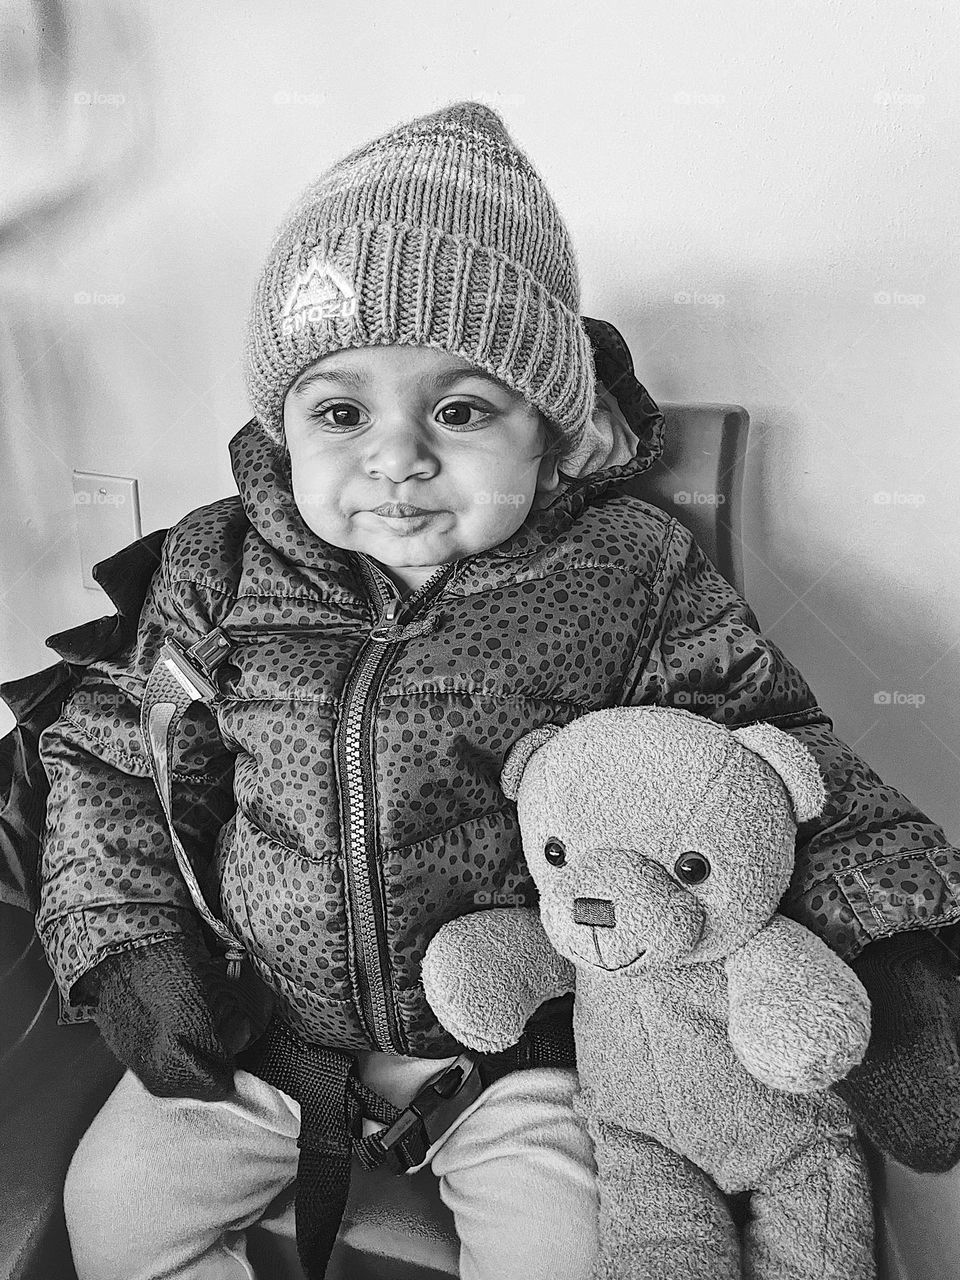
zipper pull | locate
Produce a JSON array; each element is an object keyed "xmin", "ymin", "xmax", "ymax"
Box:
[{"xmin": 369, "ymin": 597, "xmax": 407, "ymax": 642}]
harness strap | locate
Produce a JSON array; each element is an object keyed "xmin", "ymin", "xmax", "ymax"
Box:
[
  {"xmin": 240, "ymin": 1022, "xmax": 358, "ymax": 1280},
  {"xmin": 476, "ymin": 992, "xmax": 578, "ymax": 1083},
  {"xmin": 140, "ymin": 632, "xmax": 246, "ymax": 974}
]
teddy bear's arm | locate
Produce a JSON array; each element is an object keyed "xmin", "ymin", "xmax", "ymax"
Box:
[
  {"xmin": 421, "ymin": 907, "xmax": 575, "ymax": 1053},
  {"xmin": 725, "ymin": 913, "xmax": 871, "ymax": 1094}
]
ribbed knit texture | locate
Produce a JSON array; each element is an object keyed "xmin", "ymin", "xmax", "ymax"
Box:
[
  {"xmin": 242, "ymin": 100, "xmax": 595, "ymax": 457},
  {"xmin": 78, "ymin": 935, "xmax": 236, "ymax": 1101},
  {"xmin": 833, "ymin": 929, "xmax": 960, "ymax": 1172}
]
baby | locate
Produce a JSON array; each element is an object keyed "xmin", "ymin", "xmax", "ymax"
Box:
[{"xmin": 36, "ymin": 100, "xmax": 960, "ymax": 1280}]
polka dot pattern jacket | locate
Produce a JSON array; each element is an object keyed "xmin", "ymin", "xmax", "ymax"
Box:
[{"xmin": 36, "ymin": 409, "xmax": 960, "ymax": 1056}]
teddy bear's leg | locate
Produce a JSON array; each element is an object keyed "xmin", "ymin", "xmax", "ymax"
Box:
[
  {"xmin": 743, "ymin": 1134, "xmax": 875, "ymax": 1280},
  {"xmin": 585, "ymin": 1113, "xmax": 741, "ymax": 1280}
]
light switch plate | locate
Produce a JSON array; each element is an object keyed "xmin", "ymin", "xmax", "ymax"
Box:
[{"xmin": 72, "ymin": 471, "xmax": 142, "ymax": 590}]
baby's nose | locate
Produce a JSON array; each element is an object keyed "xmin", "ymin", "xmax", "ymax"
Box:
[
  {"xmin": 572, "ymin": 897, "xmax": 616, "ymax": 928},
  {"xmin": 367, "ymin": 422, "xmax": 440, "ymax": 479}
]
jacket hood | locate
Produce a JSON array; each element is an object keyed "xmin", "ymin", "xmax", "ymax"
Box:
[{"xmin": 227, "ymin": 336, "xmax": 665, "ymax": 576}]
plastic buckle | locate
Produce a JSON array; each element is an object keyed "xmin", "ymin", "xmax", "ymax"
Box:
[
  {"xmin": 160, "ymin": 629, "xmax": 234, "ymax": 703},
  {"xmin": 190, "ymin": 628, "xmax": 235, "ymax": 674},
  {"xmin": 373, "ymin": 1054, "xmax": 483, "ymax": 1172}
]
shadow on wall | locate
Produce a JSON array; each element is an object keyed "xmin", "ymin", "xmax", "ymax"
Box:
[{"xmin": 0, "ymin": 0, "xmax": 155, "ymax": 733}]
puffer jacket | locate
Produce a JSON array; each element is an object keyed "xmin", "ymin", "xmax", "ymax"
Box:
[{"xmin": 37, "ymin": 386, "xmax": 960, "ymax": 1059}]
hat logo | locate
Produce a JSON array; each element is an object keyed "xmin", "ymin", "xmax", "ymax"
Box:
[{"xmin": 280, "ymin": 252, "xmax": 359, "ymax": 336}]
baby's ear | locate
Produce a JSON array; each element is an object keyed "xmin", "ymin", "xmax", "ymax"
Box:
[{"xmin": 532, "ymin": 417, "xmax": 562, "ymax": 507}]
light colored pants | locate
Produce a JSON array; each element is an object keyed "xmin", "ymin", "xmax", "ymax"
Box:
[{"xmin": 64, "ymin": 1065, "xmax": 599, "ymax": 1280}]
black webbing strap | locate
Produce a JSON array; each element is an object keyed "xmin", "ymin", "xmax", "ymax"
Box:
[
  {"xmin": 475, "ymin": 992, "xmax": 577, "ymax": 1086},
  {"xmin": 241, "ymin": 1021, "xmax": 366, "ymax": 1280}
]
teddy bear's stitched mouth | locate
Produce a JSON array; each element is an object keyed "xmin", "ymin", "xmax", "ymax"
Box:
[
  {"xmin": 593, "ymin": 947, "xmax": 647, "ymax": 972},
  {"xmin": 579, "ymin": 924, "xmax": 649, "ymax": 970}
]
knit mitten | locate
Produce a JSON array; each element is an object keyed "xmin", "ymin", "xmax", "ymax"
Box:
[
  {"xmin": 832, "ymin": 928, "xmax": 960, "ymax": 1172},
  {"xmin": 75, "ymin": 934, "xmax": 240, "ymax": 1101}
]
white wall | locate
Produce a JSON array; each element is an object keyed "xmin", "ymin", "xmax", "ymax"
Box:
[{"xmin": 3, "ymin": 0, "xmax": 959, "ymax": 838}]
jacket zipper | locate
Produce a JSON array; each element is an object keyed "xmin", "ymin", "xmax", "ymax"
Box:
[
  {"xmin": 337, "ymin": 554, "xmax": 455, "ymax": 1053},
  {"xmin": 206, "ymin": 560, "xmax": 455, "ymax": 1051}
]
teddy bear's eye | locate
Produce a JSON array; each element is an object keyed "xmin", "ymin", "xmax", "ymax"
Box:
[
  {"xmin": 674, "ymin": 851, "xmax": 711, "ymax": 885},
  {"xmin": 544, "ymin": 838, "xmax": 567, "ymax": 867}
]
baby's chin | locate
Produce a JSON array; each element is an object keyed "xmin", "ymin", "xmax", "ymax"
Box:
[{"xmin": 299, "ymin": 507, "xmax": 534, "ymax": 569}]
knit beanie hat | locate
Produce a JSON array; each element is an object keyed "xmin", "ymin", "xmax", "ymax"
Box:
[{"xmin": 242, "ymin": 100, "xmax": 597, "ymax": 467}]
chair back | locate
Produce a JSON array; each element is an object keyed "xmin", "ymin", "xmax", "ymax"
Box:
[{"xmin": 619, "ymin": 403, "xmax": 750, "ymax": 594}]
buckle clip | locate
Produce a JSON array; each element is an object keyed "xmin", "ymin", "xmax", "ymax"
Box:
[
  {"xmin": 191, "ymin": 627, "xmax": 235, "ymax": 674},
  {"xmin": 160, "ymin": 629, "xmax": 234, "ymax": 703},
  {"xmin": 374, "ymin": 1054, "xmax": 483, "ymax": 1172}
]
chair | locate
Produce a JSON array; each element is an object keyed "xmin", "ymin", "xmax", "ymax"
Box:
[
  {"xmin": 627, "ymin": 402, "xmax": 749, "ymax": 594},
  {"xmin": 1, "ymin": 404, "xmax": 939, "ymax": 1280}
]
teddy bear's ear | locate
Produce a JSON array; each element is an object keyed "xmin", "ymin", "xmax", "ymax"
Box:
[
  {"xmin": 500, "ymin": 725, "xmax": 565, "ymax": 801},
  {"xmin": 729, "ymin": 722, "xmax": 828, "ymax": 824}
]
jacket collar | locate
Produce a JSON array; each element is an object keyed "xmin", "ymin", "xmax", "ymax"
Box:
[{"xmin": 227, "ymin": 387, "xmax": 664, "ymax": 582}]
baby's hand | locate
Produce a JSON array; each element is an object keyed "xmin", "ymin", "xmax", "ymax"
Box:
[
  {"xmin": 422, "ymin": 907, "xmax": 575, "ymax": 1053},
  {"xmin": 77, "ymin": 935, "xmax": 239, "ymax": 1100}
]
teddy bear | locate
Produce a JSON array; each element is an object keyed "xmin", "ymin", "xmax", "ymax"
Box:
[{"xmin": 421, "ymin": 705, "xmax": 877, "ymax": 1280}]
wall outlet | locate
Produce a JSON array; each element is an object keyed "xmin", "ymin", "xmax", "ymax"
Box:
[{"xmin": 72, "ymin": 472, "xmax": 142, "ymax": 590}]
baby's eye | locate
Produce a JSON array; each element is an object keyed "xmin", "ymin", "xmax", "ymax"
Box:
[
  {"xmin": 436, "ymin": 400, "xmax": 490, "ymax": 429},
  {"xmin": 305, "ymin": 400, "xmax": 490, "ymax": 432},
  {"xmin": 308, "ymin": 402, "xmax": 364, "ymax": 429}
]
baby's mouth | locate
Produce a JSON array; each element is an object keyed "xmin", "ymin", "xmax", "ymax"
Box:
[
  {"xmin": 367, "ymin": 506, "xmax": 445, "ymax": 532},
  {"xmin": 370, "ymin": 502, "xmax": 441, "ymax": 517}
]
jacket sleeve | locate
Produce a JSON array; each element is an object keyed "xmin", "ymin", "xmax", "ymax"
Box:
[
  {"xmin": 620, "ymin": 516, "xmax": 960, "ymax": 961},
  {"xmin": 37, "ymin": 530, "xmax": 237, "ymax": 1021}
]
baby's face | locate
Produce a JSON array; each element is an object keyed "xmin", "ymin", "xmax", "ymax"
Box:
[{"xmin": 282, "ymin": 344, "xmax": 560, "ymax": 594}]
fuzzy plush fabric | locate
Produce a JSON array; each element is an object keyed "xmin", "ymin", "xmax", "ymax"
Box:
[{"xmin": 423, "ymin": 705, "xmax": 877, "ymax": 1280}]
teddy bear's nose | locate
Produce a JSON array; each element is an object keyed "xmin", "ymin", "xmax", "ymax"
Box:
[{"xmin": 573, "ymin": 897, "xmax": 616, "ymax": 928}]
